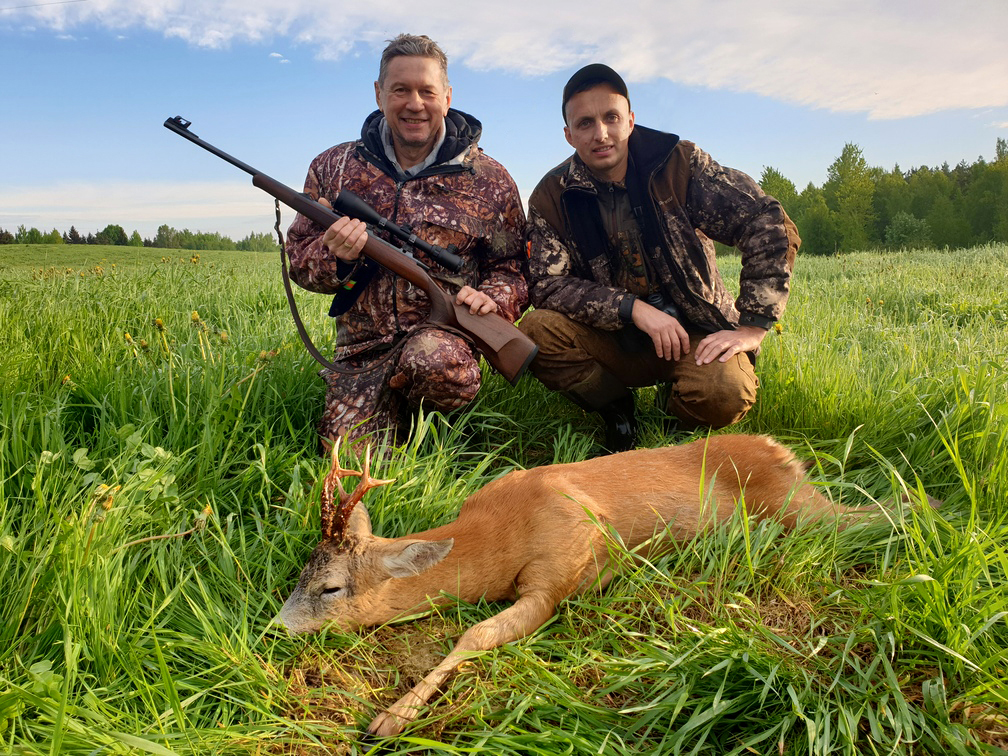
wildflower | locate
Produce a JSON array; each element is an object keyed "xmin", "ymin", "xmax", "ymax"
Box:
[
  {"xmin": 219, "ymin": 330, "xmax": 228, "ymax": 344},
  {"xmin": 124, "ymin": 332, "xmax": 134, "ymax": 344},
  {"xmin": 139, "ymin": 339, "xmax": 149, "ymax": 350},
  {"xmin": 92, "ymin": 483, "xmax": 120, "ymax": 511},
  {"xmin": 62, "ymin": 374, "xmax": 71, "ymax": 385},
  {"xmin": 773, "ymin": 323, "xmax": 783, "ymax": 334},
  {"xmin": 191, "ymin": 310, "xmax": 201, "ymax": 324},
  {"xmin": 154, "ymin": 318, "xmax": 165, "ymax": 331}
]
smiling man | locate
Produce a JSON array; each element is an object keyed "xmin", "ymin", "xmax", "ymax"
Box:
[
  {"xmin": 285, "ymin": 34, "xmax": 527, "ymax": 447},
  {"xmin": 521, "ymin": 64, "xmax": 800, "ymax": 452}
]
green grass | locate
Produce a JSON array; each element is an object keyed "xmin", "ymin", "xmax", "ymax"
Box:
[{"xmin": 1, "ymin": 243, "xmax": 1006, "ymax": 755}]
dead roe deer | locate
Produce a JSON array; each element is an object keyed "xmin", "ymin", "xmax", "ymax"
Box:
[{"xmin": 278, "ymin": 433, "xmax": 872, "ymax": 736}]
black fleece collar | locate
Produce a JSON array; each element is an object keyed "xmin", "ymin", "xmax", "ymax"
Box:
[{"xmin": 359, "ymin": 108, "xmax": 483, "ymax": 175}]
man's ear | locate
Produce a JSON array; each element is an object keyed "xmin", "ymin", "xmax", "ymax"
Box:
[
  {"xmin": 374, "ymin": 80, "xmax": 383, "ymax": 110},
  {"xmin": 564, "ymin": 126, "xmax": 573, "ymax": 147}
]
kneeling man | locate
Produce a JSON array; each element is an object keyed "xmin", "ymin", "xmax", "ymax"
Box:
[{"xmin": 521, "ymin": 64, "xmax": 800, "ymax": 451}]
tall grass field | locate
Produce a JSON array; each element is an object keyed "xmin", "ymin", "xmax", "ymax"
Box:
[{"xmin": 1, "ymin": 243, "xmax": 1006, "ymax": 755}]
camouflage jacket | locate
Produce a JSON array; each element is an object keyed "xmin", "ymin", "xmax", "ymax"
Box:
[
  {"xmin": 286, "ymin": 109, "xmax": 528, "ymax": 359},
  {"xmin": 527, "ymin": 125, "xmax": 799, "ymax": 333}
]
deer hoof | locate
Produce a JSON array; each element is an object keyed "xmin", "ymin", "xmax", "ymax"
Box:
[{"xmin": 367, "ymin": 710, "xmax": 408, "ymax": 738}]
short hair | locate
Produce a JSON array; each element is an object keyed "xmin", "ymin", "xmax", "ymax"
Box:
[{"xmin": 378, "ymin": 34, "xmax": 449, "ymax": 88}]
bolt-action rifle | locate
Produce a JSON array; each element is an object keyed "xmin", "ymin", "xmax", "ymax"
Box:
[{"xmin": 163, "ymin": 116, "xmax": 537, "ymax": 385}]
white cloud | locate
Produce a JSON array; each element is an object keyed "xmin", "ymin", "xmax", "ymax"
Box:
[{"xmin": 10, "ymin": 0, "xmax": 1008, "ymax": 119}]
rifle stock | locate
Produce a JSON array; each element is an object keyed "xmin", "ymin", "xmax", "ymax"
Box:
[{"xmin": 165, "ymin": 116, "xmax": 537, "ymax": 385}]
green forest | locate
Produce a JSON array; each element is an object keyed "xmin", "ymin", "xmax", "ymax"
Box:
[
  {"xmin": 759, "ymin": 137, "xmax": 1008, "ymax": 255},
  {"xmin": 3, "ymin": 138, "xmax": 1007, "ymax": 256}
]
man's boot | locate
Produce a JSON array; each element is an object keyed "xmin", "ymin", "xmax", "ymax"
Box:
[{"xmin": 598, "ymin": 393, "xmax": 637, "ymax": 453}]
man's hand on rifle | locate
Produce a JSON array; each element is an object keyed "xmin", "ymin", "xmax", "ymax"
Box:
[
  {"xmin": 318, "ymin": 199, "xmax": 368, "ymax": 262},
  {"xmin": 456, "ymin": 286, "xmax": 499, "ymax": 315}
]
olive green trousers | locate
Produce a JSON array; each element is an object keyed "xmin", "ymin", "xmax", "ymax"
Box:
[{"xmin": 519, "ymin": 309, "xmax": 759, "ymax": 430}]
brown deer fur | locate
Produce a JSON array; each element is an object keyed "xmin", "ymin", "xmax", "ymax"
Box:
[{"xmin": 278, "ymin": 433, "xmax": 867, "ymax": 737}]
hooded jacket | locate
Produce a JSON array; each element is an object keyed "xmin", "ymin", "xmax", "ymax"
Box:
[
  {"xmin": 527, "ymin": 125, "xmax": 799, "ymax": 334},
  {"xmin": 286, "ymin": 109, "xmax": 528, "ymax": 359}
]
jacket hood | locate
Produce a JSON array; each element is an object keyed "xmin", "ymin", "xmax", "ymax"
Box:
[{"xmin": 360, "ymin": 108, "xmax": 483, "ymax": 174}]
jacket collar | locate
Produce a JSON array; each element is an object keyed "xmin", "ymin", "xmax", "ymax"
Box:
[
  {"xmin": 359, "ymin": 108, "xmax": 482, "ymax": 178},
  {"xmin": 561, "ymin": 124, "xmax": 680, "ymax": 192}
]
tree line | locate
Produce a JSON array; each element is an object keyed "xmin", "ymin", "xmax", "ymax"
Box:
[
  {"xmin": 760, "ymin": 137, "xmax": 1008, "ymax": 255},
  {"xmin": 0, "ymin": 223, "xmax": 279, "ymax": 252},
  {"xmin": 3, "ymin": 138, "xmax": 1006, "ymax": 256}
]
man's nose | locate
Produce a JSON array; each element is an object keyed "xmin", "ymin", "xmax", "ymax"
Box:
[{"xmin": 594, "ymin": 122, "xmax": 608, "ymax": 141}]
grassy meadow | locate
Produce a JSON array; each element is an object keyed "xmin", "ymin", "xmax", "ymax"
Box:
[{"xmin": 1, "ymin": 242, "xmax": 1007, "ymax": 755}]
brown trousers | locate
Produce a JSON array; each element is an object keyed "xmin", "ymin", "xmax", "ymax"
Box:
[{"xmin": 519, "ymin": 309, "xmax": 759, "ymax": 430}]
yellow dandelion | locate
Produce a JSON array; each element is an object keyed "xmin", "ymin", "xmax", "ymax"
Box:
[
  {"xmin": 62, "ymin": 374, "xmax": 71, "ymax": 385},
  {"xmin": 773, "ymin": 322, "xmax": 783, "ymax": 334},
  {"xmin": 154, "ymin": 317, "xmax": 165, "ymax": 331},
  {"xmin": 219, "ymin": 330, "xmax": 228, "ymax": 344},
  {"xmin": 124, "ymin": 332, "xmax": 134, "ymax": 344},
  {"xmin": 191, "ymin": 310, "xmax": 200, "ymax": 323}
]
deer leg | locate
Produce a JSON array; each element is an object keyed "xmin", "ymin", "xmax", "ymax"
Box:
[{"xmin": 366, "ymin": 588, "xmax": 560, "ymax": 737}]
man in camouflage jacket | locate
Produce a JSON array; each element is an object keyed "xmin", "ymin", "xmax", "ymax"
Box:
[
  {"xmin": 285, "ymin": 34, "xmax": 527, "ymax": 446},
  {"xmin": 521, "ymin": 64, "xmax": 799, "ymax": 451}
]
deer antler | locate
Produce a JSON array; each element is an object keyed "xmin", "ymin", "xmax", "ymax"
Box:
[{"xmin": 319, "ymin": 438, "xmax": 395, "ymax": 542}]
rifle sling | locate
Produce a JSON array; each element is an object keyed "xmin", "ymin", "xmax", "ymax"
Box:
[{"xmin": 274, "ymin": 201, "xmax": 403, "ymax": 376}]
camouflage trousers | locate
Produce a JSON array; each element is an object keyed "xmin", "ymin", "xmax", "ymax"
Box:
[
  {"xmin": 519, "ymin": 309, "xmax": 758, "ymax": 430},
  {"xmin": 318, "ymin": 326, "xmax": 481, "ymax": 446}
]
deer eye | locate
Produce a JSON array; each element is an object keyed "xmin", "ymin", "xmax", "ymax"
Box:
[{"xmin": 320, "ymin": 584, "xmax": 345, "ymax": 599}]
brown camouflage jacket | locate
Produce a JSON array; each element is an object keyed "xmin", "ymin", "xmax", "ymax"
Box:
[
  {"xmin": 527, "ymin": 125, "xmax": 799, "ymax": 333},
  {"xmin": 286, "ymin": 109, "xmax": 528, "ymax": 359}
]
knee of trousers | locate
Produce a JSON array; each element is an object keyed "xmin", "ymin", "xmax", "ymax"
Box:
[
  {"xmin": 397, "ymin": 329, "xmax": 482, "ymax": 407},
  {"xmin": 667, "ymin": 361, "xmax": 759, "ymax": 429},
  {"xmin": 518, "ymin": 308, "xmax": 584, "ymax": 357}
]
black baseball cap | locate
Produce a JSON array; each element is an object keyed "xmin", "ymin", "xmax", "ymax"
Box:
[{"xmin": 561, "ymin": 63, "xmax": 629, "ymax": 123}]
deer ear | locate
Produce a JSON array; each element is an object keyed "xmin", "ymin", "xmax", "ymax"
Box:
[
  {"xmin": 346, "ymin": 503, "xmax": 373, "ymax": 539},
  {"xmin": 382, "ymin": 538, "xmax": 454, "ymax": 579}
]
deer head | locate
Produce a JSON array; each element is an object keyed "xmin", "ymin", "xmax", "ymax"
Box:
[{"xmin": 277, "ymin": 439, "xmax": 455, "ymax": 635}]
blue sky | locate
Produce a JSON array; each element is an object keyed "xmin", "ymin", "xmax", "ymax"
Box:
[{"xmin": 1, "ymin": 0, "xmax": 1006, "ymax": 240}]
